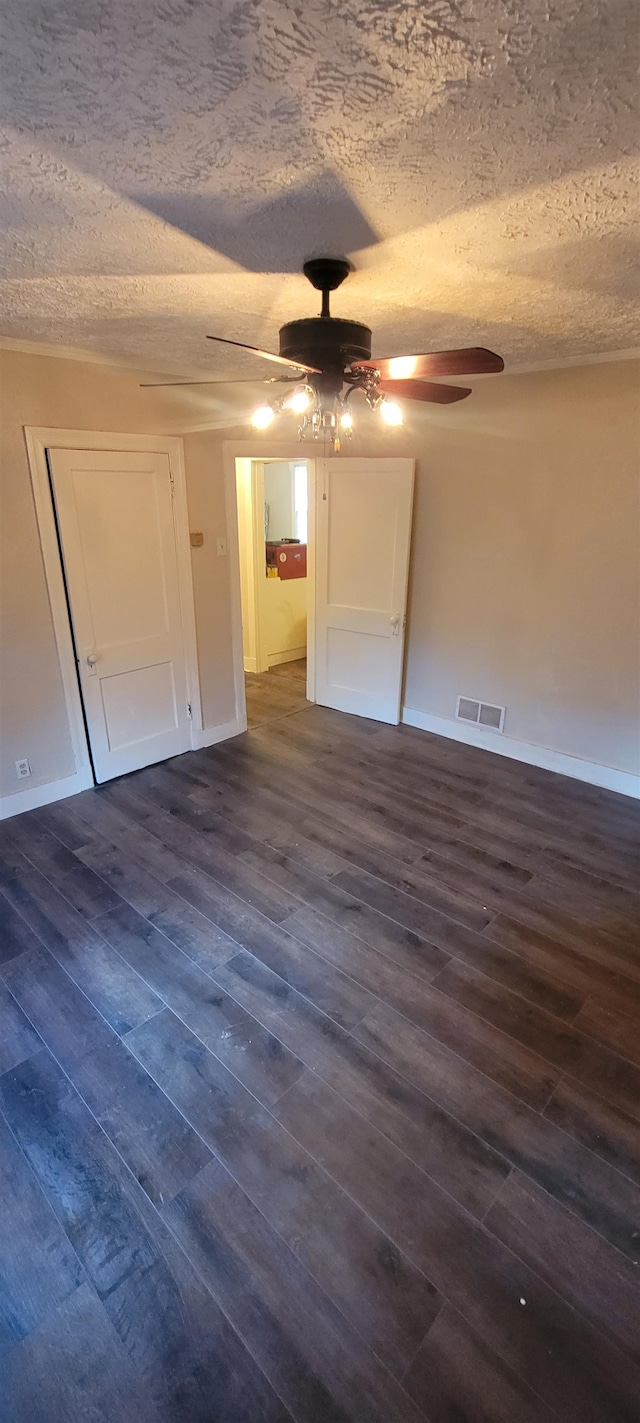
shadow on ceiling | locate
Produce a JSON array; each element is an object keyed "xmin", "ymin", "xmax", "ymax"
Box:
[{"xmin": 125, "ymin": 170, "xmax": 381, "ymax": 272}]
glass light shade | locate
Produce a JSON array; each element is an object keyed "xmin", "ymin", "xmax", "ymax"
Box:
[
  {"xmin": 251, "ymin": 405, "xmax": 275, "ymax": 429},
  {"xmin": 340, "ymin": 410, "xmax": 354, "ymax": 429}
]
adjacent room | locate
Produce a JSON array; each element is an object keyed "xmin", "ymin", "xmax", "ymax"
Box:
[{"xmin": 0, "ymin": 3, "xmax": 639, "ymax": 1421}]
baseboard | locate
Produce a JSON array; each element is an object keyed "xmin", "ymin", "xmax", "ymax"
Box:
[
  {"xmin": 267, "ymin": 647, "xmax": 306, "ymax": 668},
  {"xmin": 400, "ymin": 707, "xmax": 640, "ymax": 800},
  {"xmin": 0, "ymin": 767, "xmax": 95, "ymax": 821},
  {"xmin": 193, "ymin": 714, "xmax": 247, "ymax": 750}
]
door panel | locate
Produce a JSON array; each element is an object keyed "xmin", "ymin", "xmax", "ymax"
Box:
[
  {"xmin": 48, "ymin": 448, "xmax": 192, "ymax": 782},
  {"xmin": 315, "ymin": 457, "xmax": 415, "ymax": 724}
]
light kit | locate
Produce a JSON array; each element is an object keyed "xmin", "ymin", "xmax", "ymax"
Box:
[
  {"xmin": 142, "ymin": 256, "xmax": 504, "ymax": 454},
  {"xmin": 251, "ymin": 378, "xmax": 404, "ymax": 450}
]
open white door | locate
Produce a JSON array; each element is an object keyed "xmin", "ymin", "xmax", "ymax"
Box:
[
  {"xmin": 314, "ymin": 457, "xmax": 415, "ymax": 724},
  {"xmin": 48, "ymin": 447, "xmax": 194, "ymax": 782}
]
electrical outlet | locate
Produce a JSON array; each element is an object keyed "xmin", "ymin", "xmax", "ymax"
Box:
[{"xmin": 15, "ymin": 758, "xmax": 31, "ymax": 779}]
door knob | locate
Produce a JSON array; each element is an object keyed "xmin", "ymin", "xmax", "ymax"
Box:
[
  {"xmin": 86, "ymin": 654, "xmax": 98, "ymax": 666},
  {"xmin": 390, "ymin": 613, "xmax": 401, "ymax": 635}
]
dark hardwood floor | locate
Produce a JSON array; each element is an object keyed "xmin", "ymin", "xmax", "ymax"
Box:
[
  {"xmin": 1, "ymin": 705, "xmax": 639, "ymax": 1422},
  {"xmin": 245, "ymin": 661, "xmax": 309, "ymax": 728}
]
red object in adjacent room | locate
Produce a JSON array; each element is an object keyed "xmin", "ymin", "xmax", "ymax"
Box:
[{"xmin": 269, "ymin": 542, "xmax": 307, "ymax": 579}]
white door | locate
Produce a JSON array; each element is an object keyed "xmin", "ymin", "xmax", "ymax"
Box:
[
  {"xmin": 314, "ymin": 457, "xmax": 415, "ymax": 724},
  {"xmin": 48, "ymin": 448, "xmax": 193, "ymax": 782}
]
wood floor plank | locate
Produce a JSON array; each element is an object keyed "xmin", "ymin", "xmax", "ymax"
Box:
[
  {"xmin": 215, "ymin": 840, "xmax": 452, "ymax": 980},
  {"xmin": 5, "ymin": 955, "xmax": 208, "ymax": 1211},
  {"xmin": 166, "ymin": 1155, "xmax": 427, "ymax": 1423},
  {"xmin": 281, "ymin": 904, "xmax": 562, "ymax": 1109},
  {"xmin": 5, "ymin": 702, "xmax": 639, "ymax": 1422},
  {"xmin": 0, "ymin": 857, "xmax": 160, "ymax": 1035},
  {"xmin": 0, "ymin": 1283, "xmax": 158, "ymax": 1423},
  {"xmin": 211, "ymin": 739, "xmax": 440, "ymax": 864},
  {"xmin": 0, "ymin": 979, "xmax": 43, "ymax": 1073},
  {"xmin": 90, "ymin": 809, "xmax": 389, "ymax": 1033},
  {"xmin": 431, "ymin": 957, "xmax": 640, "ymax": 1124},
  {"xmin": 105, "ymin": 780, "xmax": 300, "ymax": 924},
  {"xmin": 403, "ymin": 1303, "xmax": 557, "ymax": 1423},
  {"xmin": 0, "ymin": 1049, "xmax": 294, "ymax": 1423},
  {"xmin": 125, "ymin": 1008, "xmax": 442, "ymax": 1379},
  {"xmin": 328, "ymin": 861, "xmax": 588, "ymax": 1017},
  {"xmin": 480, "ymin": 888, "xmax": 640, "ymax": 978},
  {"xmin": 0, "ymin": 885, "xmax": 43, "ymax": 964},
  {"xmin": 289, "ymin": 852, "xmax": 492, "ymax": 938},
  {"xmin": 47, "ymin": 799, "xmax": 239, "ymax": 967},
  {"xmin": 544, "ymin": 1077, "xmax": 640, "ymax": 1188},
  {"xmin": 485, "ymin": 1169, "xmax": 640, "ymax": 1364},
  {"xmin": 353, "ymin": 1001, "xmax": 640, "ymax": 1260},
  {"xmin": 3, "ymin": 946, "xmax": 119, "ymax": 1069},
  {"xmin": 212, "ymin": 952, "xmax": 511, "ymax": 1218},
  {"xmin": 6, "ymin": 815, "xmax": 122, "ymax": 921},
  {"xmin": 271, "ymin": 1068, "xmax": 640, "ymax": 1423},
  {"xmin": 0, "ymin": 1106, "xmax": 84, "ymax": 1355},
  {"xmin": 96, "ymin": 902, "xmax": 305, "ymax": 1106},
  {"xmin": 69, "ymin": 1038, "xmax": 213, "ymax": 1208},
  {"xmin": 525, "ymin": 872, "xmax": 640, "ymax": 949},
  {"xmin": 573, "ymin": 997, "xmax": 640, "ymax": 1067},
  {"xmin": 482, "ymin": 912, "xmax": 640, "ymax": 1019},
  {"xmin": 78, "ymin": 839, "xmax": 240, "ymax": 967}
]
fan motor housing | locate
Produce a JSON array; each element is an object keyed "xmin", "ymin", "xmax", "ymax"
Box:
[{"xmin": 279, "ymin": 317, "xmax": 372, "ymax": 379}]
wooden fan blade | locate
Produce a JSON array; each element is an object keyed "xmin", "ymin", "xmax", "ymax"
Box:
[
  {"xmin": 140, "ymin": 377, "xmax": 294, "ymax": 388},
  {"xmin": 357, "ymin": 347, "xmax": 504, "ymax": 378},
  {"xmin": 379, "ymin": 378, "xmax": 471, "ymax": 404},
  {"xmin": 206, "ymin": 334, "xmax": 321, "ymax": 374}
]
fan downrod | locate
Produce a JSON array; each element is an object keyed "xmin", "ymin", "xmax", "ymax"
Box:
[{"xmin": 303, "ymin": 258, "xmax": 351, "ymax": 318}]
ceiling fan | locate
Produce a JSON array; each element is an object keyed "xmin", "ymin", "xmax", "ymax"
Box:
[{"xmin": 142, "ymin": 258, "xmax": 504, "ymax": 450}]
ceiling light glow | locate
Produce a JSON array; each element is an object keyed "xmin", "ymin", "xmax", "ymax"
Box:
[
  {"xmin": 387, "ymin": 356, "xmax": 417, "ymax": 379},
  {"xmin": 251, "ymin": 404, "xmax": 275, "ymax": 429},
  {"xmin": 286, "ymin": 386, "xmax": 312, "ymax": 414},
  {"xmin": 340, "ymin": 410, "xmax": 353, "ymax": 429},
  {"xmin": 380, "ymin": 400, "xmax": 403, "ymax": 426}
]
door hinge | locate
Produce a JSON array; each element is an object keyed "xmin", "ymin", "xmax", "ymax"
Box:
[{"xmin": 187, "ymin": 701, "xmax": 192, "ymax": 719}]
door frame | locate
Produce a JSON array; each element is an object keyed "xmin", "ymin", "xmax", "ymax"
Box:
[
  {"xmin": 24, "ymin": 427, "xmax": 203, "ymax": 788},
  {"xmin": 224, "ymin": 441, "xmax": 317, "ymax": 704}
]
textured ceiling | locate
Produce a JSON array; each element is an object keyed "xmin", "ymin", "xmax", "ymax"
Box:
[{"xmin": 1, "ymin": 0, "xmax": 638, "ymax": 403}]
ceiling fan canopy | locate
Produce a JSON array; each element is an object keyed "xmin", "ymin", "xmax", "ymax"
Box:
[{"xmin": 142, "ymin": 257, "xmax": 504, "ymax": 448}]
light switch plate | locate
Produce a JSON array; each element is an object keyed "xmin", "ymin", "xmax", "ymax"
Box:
[{"xmin": 216, "ymin": 536, "xmax": 228, "ymax": 557}]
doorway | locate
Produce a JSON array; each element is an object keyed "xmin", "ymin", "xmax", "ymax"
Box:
[
  {"xmin": 232, "ymin": 451, "xmax": 415, "ymax": 730},
  {"xmin": 235, "ymin": 456, "xmax": 313, "ymax": 728},
  {"xmin": 26, "ymin": 430, "xmax": 202, "ymax": 787}
]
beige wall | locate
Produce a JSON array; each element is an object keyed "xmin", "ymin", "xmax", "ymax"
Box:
[
  {"xmin": 180, "ymin": 428, "xmax": 237, "ymax": 729},
  {"xmin": 0, "ymin": 347, "xmax": 237, "ymax": 800},
  {"xmin": 404, "ymin": 360, "xmax": 640, "ymax": 776},
  {"xmin": 1, "ymin": 347, "xmax": 638, "ymax": 809},
  {"xmin": 206, "ymin": 358, "xmax": 640, "ymax": 778}
]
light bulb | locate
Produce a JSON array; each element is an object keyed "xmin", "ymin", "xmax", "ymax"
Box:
[
  {"xmin": 285, "ymin": 386, "xmax": 312, "ymax": 415},
  {"xmin": 251, "ymin": 404, "xmax": 275, "ymax": 429},
  {"xmin": 380, "ymin": 400, "xmax": 403, "ymax": 426},
  {"xmin": 340, "ymin": 410, "xmax": 353, "ymax": 430}
]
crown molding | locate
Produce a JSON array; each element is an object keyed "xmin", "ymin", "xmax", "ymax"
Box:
[
  {"xmin": 0, "ymin": 334, "xmax": 176, "ymax": 378},
  {"xmin": 502, "ymin": 347, "xmax": 640, "ymax": 376}
]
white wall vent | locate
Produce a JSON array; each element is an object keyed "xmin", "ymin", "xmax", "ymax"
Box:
[{"xmin": 456, "ymin": 695, "xmax": 505, "ymax": 733}]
